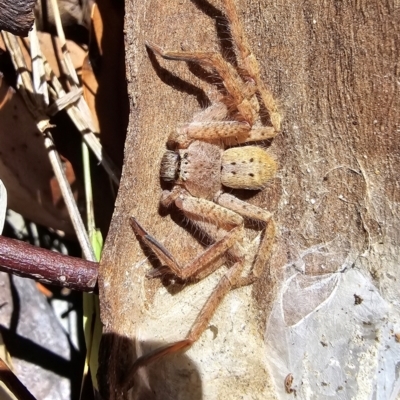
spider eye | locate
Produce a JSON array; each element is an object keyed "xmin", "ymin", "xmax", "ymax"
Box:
[{"xmin": 160, "ymin": 151, "xmax": 180, "ymax": 182}]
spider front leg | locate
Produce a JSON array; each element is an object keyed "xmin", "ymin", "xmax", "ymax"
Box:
[
  {"xmin": 126, "ymin": 193, "xmax": 249, "ymax": 386},
  {"xmin": 169, "ymin": 107, "xmax": 277, "ymax": 148},
  {"xmin": 124, "ymin": 210, "xmax": 276, "ymax": 392},
  {"xmin": 123, "ymin": 257, "xmax": 246, "ymax": 392},
  {"xmin": 147, "ymin": 40, "xmax": 279, "ymax": 141},
  {"xmin": 130, "ymin": 191, "xmax": 245, "ymax": 281},
  {"xmin": 146, "ymin": 42, "xmax": 256, "ymax": 125},
  {"xmin": 174, "ymin": 118, "xmax": 277, "ymax": 147},
  {"xmin": 217, "ymin": 192, "xmax": 276, "ymax": 286},
  {"xmin": 221, "ymin": 0, "xmax": 282, "ymax": 131}
]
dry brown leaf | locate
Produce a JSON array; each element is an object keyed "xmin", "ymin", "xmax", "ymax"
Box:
[{"xmin": 0, "ymin": 74, "xmax": 75, "ymax": 233}]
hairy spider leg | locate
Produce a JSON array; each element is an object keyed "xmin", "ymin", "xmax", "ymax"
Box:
[
  {"xmin": 147, "ymin": 42, "xmax": 278, "ymax": 145},
  {"xmin": 172, "ymin": 118, "xmax": 278, "ymax": 148},
  {"xmin": 234, "ymin": 125, "xmax": 277, "ymax": 143},
  {"xmin": 124, "ymin": 214, "xmax": 275, "ymax": 392},
  {"xmin": 122, "ymin": 257, "xmax": 244, "ymax": 392},
  {"xmin": 130, "ymin": 194, "xmax": 245, "ymax": 280},
  {"xmin": 222, "ymin": 0, "xmax": 281, "ymax": 131},
  {"xmin": 146, "ymin": 42, "xmax": 256, "ymax": 125},
  {"xmin": 123, "ymin": 0, "xmax": 280, "ymax": 393},
  {"xmin": 216, "ymin": 192, "xmax": 275, "ymax": 285}
]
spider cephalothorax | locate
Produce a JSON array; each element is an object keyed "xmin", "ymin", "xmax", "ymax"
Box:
[
  {"xmin": 126, "ymin": 0, "xmax": 281, "ymax": 387},
  {"xmin": 161, "ymin": 142, "xmax": 277, "ymax": 200}
]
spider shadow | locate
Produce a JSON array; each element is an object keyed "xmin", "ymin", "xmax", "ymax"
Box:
[
  {"xmin": 189, "ymin": 0, "xmax": 237, "ymax": 65},
  {"xmin": 189, "ymin": 0, "xmax": 277, "ymax": 128},
  {"xmin": 132, "ymin": 199, "xmax": 219, "ymax": 297},
  {"xmin": 145, "ymin": 0, "xmax": 239, "ymax": 109},
  {"xmin": 98, "ymin": 332, "xmax": 203, "ymax": 400},
  {"xmin": 146, "ymin": 46, "xmax": 211, "ymax": 109},
  {"xmin": 147, "ymin": 0, "xmax": 277, "ymax": 129},
  {"xmin": 157, "ymin": 183, "xmax": 219, "ymax": 253},
  {"xmin": 186, "ymin": 61, "xmax": 225, "ymax": 93}
]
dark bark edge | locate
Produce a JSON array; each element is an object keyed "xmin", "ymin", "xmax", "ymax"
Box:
[{"xmin": 0, "ymin": 0, "xmax": 36, "ymax": 36}]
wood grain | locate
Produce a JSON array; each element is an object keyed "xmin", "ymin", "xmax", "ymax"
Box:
[
  {"xmin": 98, "ymin": 0, "xmax": 400, "ymax": 398},
  {"xmin": 0, "ymin": 0, "xmax": 35, "ymax": 36}
]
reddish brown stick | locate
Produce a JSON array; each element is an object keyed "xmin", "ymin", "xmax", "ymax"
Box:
[
  {"xmin": 0, "ymin": 358, "xmax": 37, "ymax": 400},
  {"xmin": 0, "ymin": 236, "xmax": 98, "ymax": 292}
]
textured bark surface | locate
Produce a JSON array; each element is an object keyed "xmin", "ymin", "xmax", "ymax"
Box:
[
  {"xmin": 98, "ymin": 0, "xmax": 399, "ymax": 398},
  {"xmin": 0, "ymin": 0, "xmax": 35, "ymax": 36}
]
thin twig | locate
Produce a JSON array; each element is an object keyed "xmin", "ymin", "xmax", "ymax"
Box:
[
  {"xmin": 47, "ymin": 87, "xmax": 83, "ymax": 115},
  {"xmin": 29, "ymin": 22, "xmax": 49, "ymax": 106},
  {"xmin": 48, "ymin": 0, "xmax": 121, "ymax": 184},
  {"xmin": 44, "ymin": 134, "xmax": 96, "ymax": 261},
  {"xmin": 49, "ymin": 0, "xmax": 79, "ymax": 86},
  {"xmin": 42, "ymin": 55, "xmax": 121, "ymax": 184},
  {"xmin": 0, "ymin": 236, "xmax": 98, "ymax": 292},
  {"xmin": 2, "ymin": 31, "xmax": 97, "ymax": 261}
]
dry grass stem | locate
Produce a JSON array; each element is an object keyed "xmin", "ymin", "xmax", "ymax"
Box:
[{"xmin": 2, "ymin": 29, "xmax": 96, "ymax": 260}]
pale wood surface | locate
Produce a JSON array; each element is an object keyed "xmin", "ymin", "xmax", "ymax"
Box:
[{"xmin": 98, "ymin": 1, "xmax": 400, "ymax": 398}]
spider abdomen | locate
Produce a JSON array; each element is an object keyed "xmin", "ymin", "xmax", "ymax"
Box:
[{"xmin": 221, "ymin": 146, "xmax": 277, "ymax": 190}]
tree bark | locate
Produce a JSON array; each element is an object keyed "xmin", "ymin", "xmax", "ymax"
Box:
[
  {"xmin": 98, "ymin": 0, "xmax": 400, "ymax": 398},
  {"xmin": 0, "ymin": 0, "xmax": 35, "ymax": 36}
]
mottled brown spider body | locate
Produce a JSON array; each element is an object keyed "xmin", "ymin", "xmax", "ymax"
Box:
[
  {"xmin": 125, "ymin": 0, "xmax": 282, "ymax": 389},
  {"xmin": 162, "ymin": 141, "xmax": 277, "ymax": 200},
  {"xmin": 161, "ymin": 141, "xmax": 223, "ymax": 200}
]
